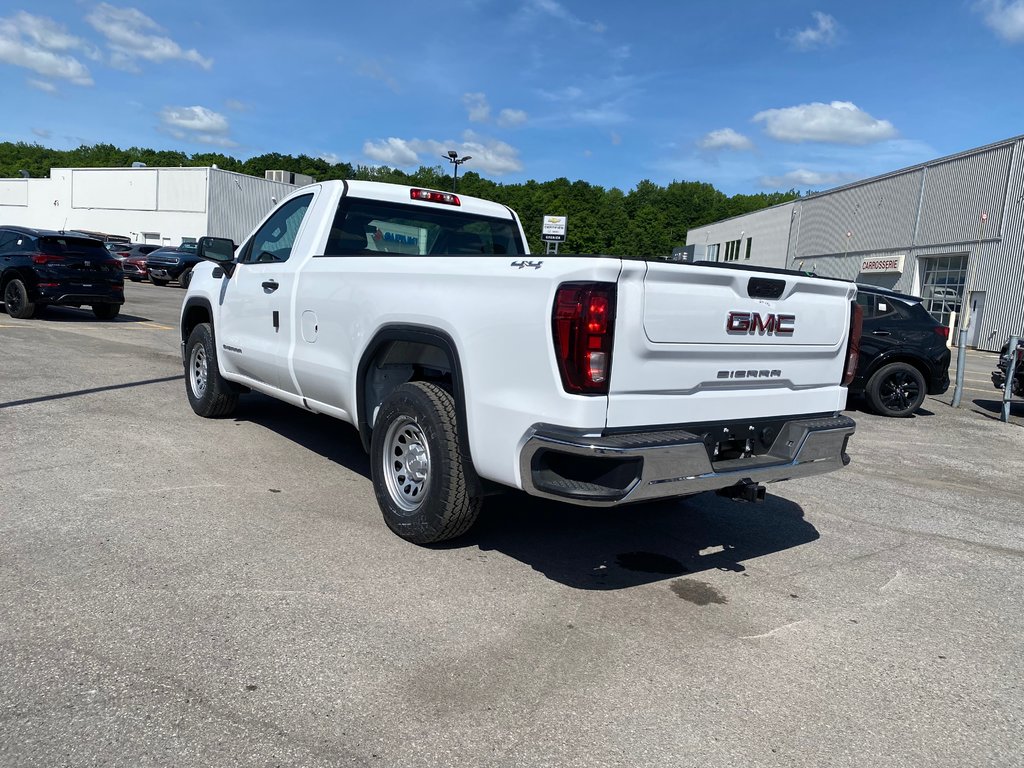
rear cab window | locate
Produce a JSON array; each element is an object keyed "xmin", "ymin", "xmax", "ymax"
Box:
[{"xmin": 323, "ymin": 198, "xmax": 524, "ymax": 257}]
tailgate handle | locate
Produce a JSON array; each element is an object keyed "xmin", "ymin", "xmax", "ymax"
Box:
[{"xmin": 747, "ymin": 277, "xmax": 785, "ymax": 299}]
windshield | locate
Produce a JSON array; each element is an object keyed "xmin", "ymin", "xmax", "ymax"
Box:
[{"xmin": 324, "ymin": 197, "xmax": 524, "ymax": 256}]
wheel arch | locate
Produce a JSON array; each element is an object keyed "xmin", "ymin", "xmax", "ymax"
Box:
[
  {"xmin": 864, "ymin": 352, "xmax": 932, "ymax": 384},
  {"xmin": 356, "ymin": 325, "xmax": 470, "ymax": 457},
  {"xmin": 180, "ymin": 298, "xmax": 214, "ymax": 357}
]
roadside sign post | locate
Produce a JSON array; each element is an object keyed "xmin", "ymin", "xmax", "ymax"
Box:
[{"xmin": 542, "ymin": 215, "xmax": 567, "ymax": 255}]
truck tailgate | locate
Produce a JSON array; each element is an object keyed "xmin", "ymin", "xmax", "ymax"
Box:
[{"xmin": 606, "ymin": 261, "xmax": 857, "ymax": 428}]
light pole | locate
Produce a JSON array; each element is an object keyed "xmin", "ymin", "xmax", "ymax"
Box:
[{"xmin": 444, "ymin": 150, "xmax": 472, "ymax": 192}]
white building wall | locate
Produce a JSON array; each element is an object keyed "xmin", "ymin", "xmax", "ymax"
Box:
[
  {"xmin": 0, "ymin": 166, "xmax": 296, "ymax": 247},
  {"xmin": 686, "ymin": 202, "xmax": 795, "ymax": 268}
]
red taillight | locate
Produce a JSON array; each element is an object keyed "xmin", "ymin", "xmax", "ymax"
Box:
[
  {"xmin": 552, "ymin": 282, "xmax": 616, "ymax": 394},
  {"xmin": 842, "ymin": 301, "xmax": 863, "ymax": 386},
  {"xmin": 31, "ymin": 253, "xmax": 65, "ymax": 265},
  {"xmin": 410, "ymin": 188, "xmax": 460, "ymax": 206},
  {"xmin": 934, "ymin": 325, "xmax": 950, "ymax": 340}
]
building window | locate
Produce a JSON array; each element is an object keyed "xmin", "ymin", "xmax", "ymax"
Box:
[
  {"xmin": 745, "ymin": 238, "xmax": 752, "ymax": 259},
  {"xmin": 919, "ymin": 254, "xmax": 968, "ymax": 327},
  {"xmin": 723, "ymin": 238, "xmax": 742, "ymax": 261},
  {"xmin": 706, "ymin": 243, "xmax": 720, "ymax": 261}
]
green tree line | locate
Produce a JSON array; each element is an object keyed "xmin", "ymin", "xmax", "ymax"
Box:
[{"xmin": 0, "ymin": 141, "xmax": 798, "ymax": 255}]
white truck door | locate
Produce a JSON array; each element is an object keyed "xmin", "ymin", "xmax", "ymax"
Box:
[{"xmin": 218, "ymin": 193, "xmax": 315, "ymax": 394}]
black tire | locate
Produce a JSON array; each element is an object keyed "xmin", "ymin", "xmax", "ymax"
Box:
[
  {"xmin": 866, "ymin": 362, "xmax": 926, "ymax": 417},
  {"xmin": 3, "ymin": 278, "xmax": 36, "ymax": 319},
  {"xmin": 151, "ymin": 278, "xmax": 170, "ymax": 287},
  {"xmin": 178, "ymin": 267, "xmax": 193, "ymax": 290},
  {"xmin": 92, "ymin": 303, "xmax": 120, "ymax": 320},
  {"xmin": 184, "ymin": 323, "xmax": 238, "ymax": 418},
  {"xmin": 370, "ymin": 382, "xmax": 482, "ymax": 544}
]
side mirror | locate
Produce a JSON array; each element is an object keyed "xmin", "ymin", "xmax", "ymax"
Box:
[
  {"xmin": 197, "ymin": 236, "xmax": 236, "ymax": 278},
  {"xmin": 197, "ymin": 236, "xmax": 236, "ymax": 263}
]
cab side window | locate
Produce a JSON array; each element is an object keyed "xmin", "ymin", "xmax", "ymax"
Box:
[{"xmin": 243, "ymin": 194, "xmax": 314, "ymax": 264}]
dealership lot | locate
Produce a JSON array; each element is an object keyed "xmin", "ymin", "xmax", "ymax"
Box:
[{"xmin": 2, "ymin": 283, "xmax": 1022, "ymax": 768}]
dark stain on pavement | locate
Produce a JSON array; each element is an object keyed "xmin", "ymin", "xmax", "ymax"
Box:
[{"xmin": 670, "ymin": 578, "xmax": 728, "ymax": 605}]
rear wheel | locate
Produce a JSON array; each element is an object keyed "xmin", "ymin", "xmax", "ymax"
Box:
[
  {"xmin": 3, "ymin": 279, "xmax": 35, "ymax": 319},
  {"xmin": 92, "ymin": 303, "xmax": 120, "ymax": 320},
  {"xmin": 866, "ymin": 362, "xmax": 926, "ymax": 417},
  {"xmin": 151, "ymin": 277, "xmax": 169, "ymax": 287},
  {"xmin": 370, "ymin": 382, "xmax": 482, "ymax": 544},
  {"xmin": 184, "ymin": 323, "xmax": 238, "ymax": 418}
]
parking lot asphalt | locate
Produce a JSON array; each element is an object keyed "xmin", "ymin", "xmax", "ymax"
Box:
[{"xmin": 2, "ymin": 282, "xmax": 1023, "ymax": 768}]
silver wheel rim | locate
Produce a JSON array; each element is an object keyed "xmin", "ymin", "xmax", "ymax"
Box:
[
  {"xmin": 382, "ymin": 416, "xmax": 431, "ymax": 513},
  {"xmin": 189, "ymin": 343, "xmax": 208, "ymax": 399}
]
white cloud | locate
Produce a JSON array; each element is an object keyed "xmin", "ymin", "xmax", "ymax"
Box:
[
  {"xmin": 497, "ymin": 108, "xmax": 528, "ymax": 127},
  {"xmin": 28, "ymin": 78, "xmax": 57, "ymax": 93},
  {"xmin": 32, "ymin": 127, "xmax": 52, "ymax": 138},
  {"xmin": 699, "ymin": 128, "xmax": 754, "ymax": 151},
  {"xmin": 319, "ymin": 152, "xmax": 341, "ymax": 165},
  {"xmin": 160, "ymin": 106, "xmax": 229, "ymax": 133},
  {"xmin": 363, "ymin": 138, "xmax": 420, "ymax": 166},
  {"xmin": 522, "ymin": 0, "xmax": 604, "ymax": 33},
  {"xmin": 463, "ymin": 92, "xmax": 490, "ymax": 122},
  {"xmin": 87, "ymin": 4, "xmax": 212, "ymax": 71},
  {"xmin": 754, "ymin": 101, "xmax": 897, "ymax": 144},
  {"xmin": 160, "ymin": 105, "xmax": 235, "ymax": 146},
  {"xmin": 760, "ymin": 169, "xmax": 859, "ymax": 189},
  {"xmin": 363, "ymin": 131, "xmax": 523, "ymax": 175},
  {"xmin": 0, "ymin": 12, "xmax": 94, "ymax": 85},
  {"xmin": 975, "ymin": 0, "xmax": 1024, "ymax": 41},
  {"xmin": 786, "ymin": 11, "xmax": 839, "ymax": 50}
]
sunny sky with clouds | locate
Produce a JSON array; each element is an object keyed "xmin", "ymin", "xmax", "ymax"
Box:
[{"xmin": 1, "ymin": 1, "xmax": 1023, "ymax": 194}]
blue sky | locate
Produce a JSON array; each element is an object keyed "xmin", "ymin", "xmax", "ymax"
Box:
[{"xmin": 2, "ymin": 1, "xmax": 1023, "ymax": 195}]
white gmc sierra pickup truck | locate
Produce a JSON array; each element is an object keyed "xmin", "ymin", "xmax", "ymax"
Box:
[{"xmin": 180, "ymin": 180, "xmax": 861, "ymax": 543}]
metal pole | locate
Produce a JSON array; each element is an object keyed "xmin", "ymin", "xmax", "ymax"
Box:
[
  {"xmin": 452, "ymin": 162, "xmax": 459, "ymax": 193},
  {"xmin": 951, "ymin": 328, "xmax": 968, "ymax": 408},
  {"xmin": 1002, "ymin": 336, "xmax": 1020, "ymax": 423}
]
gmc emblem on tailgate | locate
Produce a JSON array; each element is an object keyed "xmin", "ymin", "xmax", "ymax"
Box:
[{"xmin": 726, "ymin": 311, "xmax": 795, "ymax": 335}]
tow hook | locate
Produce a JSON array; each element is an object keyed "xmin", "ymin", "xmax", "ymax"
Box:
[{"xmin": 716, "ymin": 481, "xmax": 766, "ymax": 503}]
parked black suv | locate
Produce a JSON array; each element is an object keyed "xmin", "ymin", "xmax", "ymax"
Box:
[
  {"xmin": 0, "ymin": 226, "xmax": 124, "ymax": 320},
  {"xmin": 850, "ymin": 285, "xmax": 951, "ymax": 417},
  {"xmin": 145, "ymin": 243, "xmax": 201, "ymax": 288}
]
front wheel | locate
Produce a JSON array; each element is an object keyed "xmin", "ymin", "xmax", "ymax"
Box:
[
  {"xmin": 184, "ymin": 323, "xmax": 238, "ymax": 418},
  {"xmin": 370, "ymin": 382, "xmax": 482, "ymax": 544},
  {"xmin": 866, "ymin": 362, "xmax": 926, "ymax": 417},
  {"xmin": 4, "ymin": 279, "xmax": 36, "ymax": 319},
  {"xmin": 178, "ymin": 267, "xmax": 193, "ymax": 289}
]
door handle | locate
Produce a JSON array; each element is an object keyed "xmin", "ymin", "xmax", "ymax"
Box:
[
  {"xmin": 262, "ymin": 280, "xmax": 279, "ymax": 292},
  {"xmin": 871, "ymin": 330, "xmax": 891, "ymax": 336}
]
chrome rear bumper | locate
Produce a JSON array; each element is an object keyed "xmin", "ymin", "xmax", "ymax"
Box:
[{"xmin": 519, "ymin": 414, "xmax": 855, "ymax": 506}]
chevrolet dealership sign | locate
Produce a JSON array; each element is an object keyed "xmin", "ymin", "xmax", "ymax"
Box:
[
  {"xmin": 860, "ymin": 254, "xmax": 905, "ymax": 274},
  {"xmin": 541, "ymin": 215, "xmax": 567, "ymax": 242}
]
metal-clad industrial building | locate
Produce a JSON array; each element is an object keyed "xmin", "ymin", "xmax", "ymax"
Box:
[
  {"xmin": 686, "ymin": 135, "xmax": 1024, "ymax": 352},
  {"xmin": 0, "ymin": 166, "xmax": 302, "ymax": 247}
]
